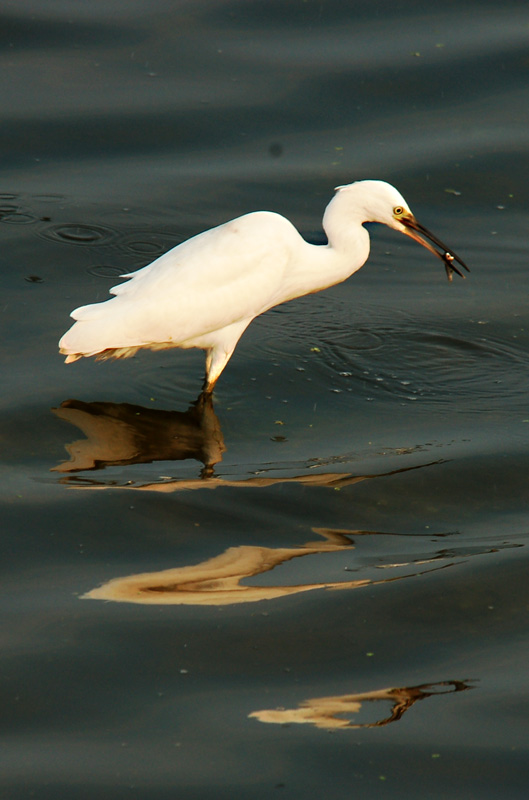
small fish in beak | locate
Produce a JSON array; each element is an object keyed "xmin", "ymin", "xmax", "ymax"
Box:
[{"xmin": 398, "ymin": 212, "xmax": 470, "ymax": 282}]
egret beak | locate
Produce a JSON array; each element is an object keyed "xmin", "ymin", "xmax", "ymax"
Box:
[{"xmin": 398, "ymin": 213, "xmax": 470, "ymax": 282}]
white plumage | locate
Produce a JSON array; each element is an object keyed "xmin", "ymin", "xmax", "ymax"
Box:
[{"xmin": 59, "ymin": 180, "xmax": 468, "ymax": 392}]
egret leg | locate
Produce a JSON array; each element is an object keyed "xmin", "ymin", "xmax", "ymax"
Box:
[
  {"xmin": 202, "ymin": 319, "xmax": 252, "ymax": 394},
  {"xmin": 203, "ymin": 347, "xmax": 234, "ymax": 394}
]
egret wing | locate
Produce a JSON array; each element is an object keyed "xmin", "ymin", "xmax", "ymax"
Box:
[{"xmin": 63, "ymin": 212, "xmax": 297, "ymax": 355}]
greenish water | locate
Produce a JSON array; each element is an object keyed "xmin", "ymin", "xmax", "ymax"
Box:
[{"xmin": 2, "ymin": 2, "xmax": 529, "ymax": 798}]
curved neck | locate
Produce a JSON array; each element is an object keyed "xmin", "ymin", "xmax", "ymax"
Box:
[
  {"xmin": 266, "ymin": 194, "xmax": 373, "ymax": 307},
  {"xmin": 322, "ymin": 190, "xmax": 368, "ymax": 250},
  {"xmin": 321, "ymin": 191, "xmax": 371, "ymax": 277}
]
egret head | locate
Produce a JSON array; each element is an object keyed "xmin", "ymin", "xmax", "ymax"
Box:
[
  {"xmin": 335, "ymin": 180, "xmax": 469, "ymax": 281},
  {"xmin": 334, "ymin": 180, "xmax": 411, "ymax": 228}
]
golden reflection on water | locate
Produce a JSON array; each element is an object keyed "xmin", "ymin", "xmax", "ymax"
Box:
[
  {"xmin": 55, "ymin": 398, "xmax": 516, "ymax": 607},
  {"xmin": 249, "ymin": 680, "xmax": 474, "ymax": 730},
  {"xmin": 83, "ymin": 528, "xmax": 453, "ymax": 606}
]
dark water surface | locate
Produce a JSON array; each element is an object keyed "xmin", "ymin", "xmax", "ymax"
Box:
[{"xmin": 2, "ymin": 1, "xmax": 529, "ymax": 797}]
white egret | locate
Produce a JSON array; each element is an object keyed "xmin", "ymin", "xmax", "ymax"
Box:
[{"xmin": 59, "ymin": 180, "xmax": 468, "ymax": 393}]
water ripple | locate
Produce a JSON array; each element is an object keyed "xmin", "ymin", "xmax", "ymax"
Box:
[
  {"xmin": 242, "ymin": 297, "xmax": 529, "ymax": 412},
  {"xmin": 323, "ymin": 327, "xmax": 529, "ymax": 410},
  {"xmin": 1, "ymin": 212, "xmax": 39, "ymax": 224},
  {"xmin": 86, "ymin": 265, "xmax": 130, "ymax": 278},
  {"xmin": 38, "ymin": 222, "xmax": 118, "ymax": 246},
  {"xmin": 118, "ymin": 231, "xmax": 183, "ymax": 256}
]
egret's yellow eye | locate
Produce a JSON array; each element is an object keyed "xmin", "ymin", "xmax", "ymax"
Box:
[{"xmin": 393, "ymin": 206, "xmax": 405, "ymax": 216}]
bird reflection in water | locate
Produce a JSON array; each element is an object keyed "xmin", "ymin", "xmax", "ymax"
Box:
[
  {"xmin": 249, "ymin": 680, "xmax": 475, "ymax": 731},
  {"xmin": 52, "ymin": 392, "xmax": 225, "ymax": 478},
  {"xmin": 52, "ymin": 392, "xmax": 438, "ymax": 490},
  {"xmin": 53, "ymin": 399, "xmax": 518, "ymax": 607}
]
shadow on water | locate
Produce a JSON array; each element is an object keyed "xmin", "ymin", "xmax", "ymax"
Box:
[{"xmin": 249, "ymin": 679, "xmax": 476, "ymax": 731}]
